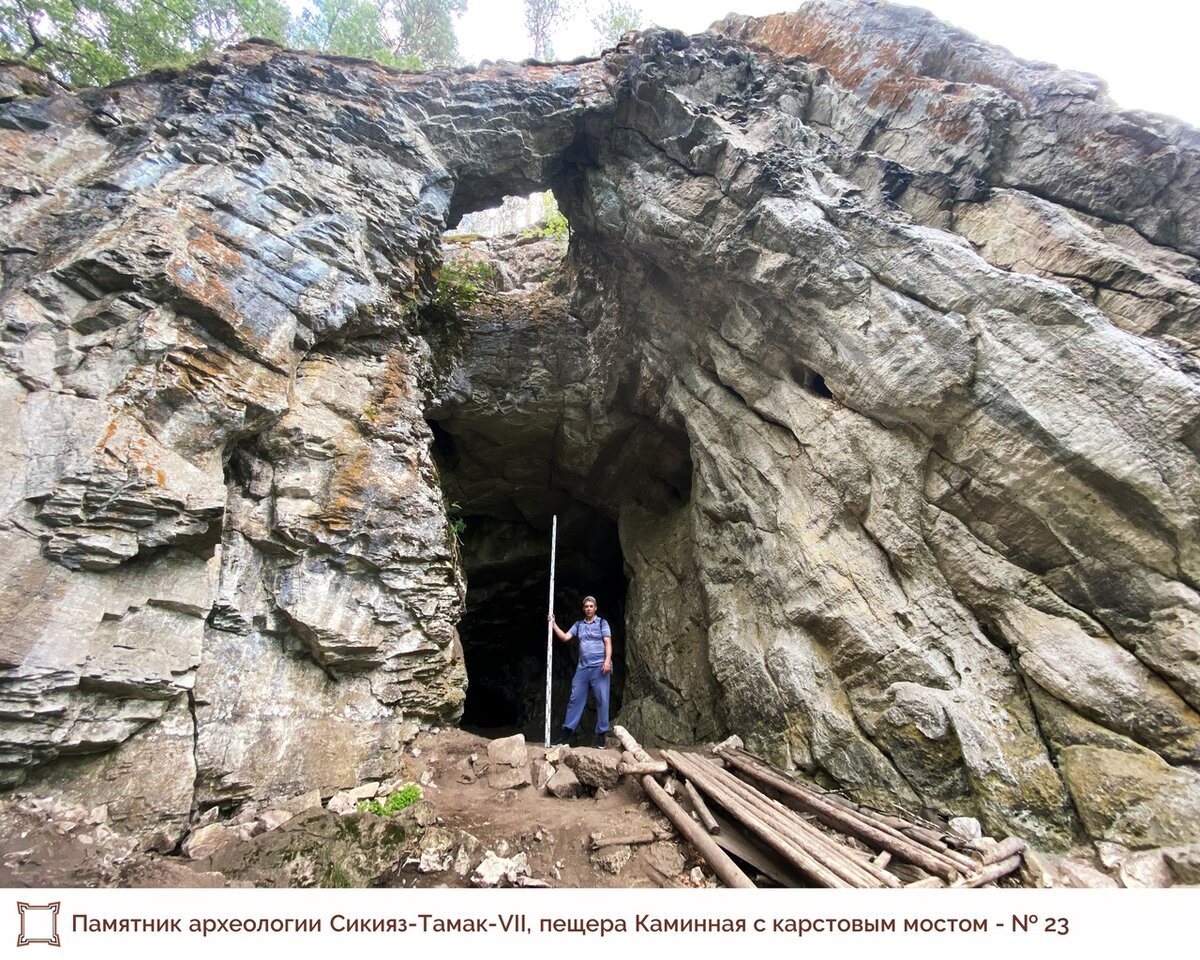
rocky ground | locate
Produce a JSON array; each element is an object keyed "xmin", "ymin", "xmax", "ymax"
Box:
[
  {"xmin": 2, "ymin": 728, "xmax": 1197, "ymax": 889},
  {"xmin": 0, "ymin": 729, "xmax": 701, "ymax": 889}
]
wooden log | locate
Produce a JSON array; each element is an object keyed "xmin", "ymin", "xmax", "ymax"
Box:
[
  {"xmin": 722, "ymin": 748, "xmax": 980, "ymax": 875},
  {"xmin": 667, "ymin": 751, "xmax": 852, "ymax": 888},
  {"xmin": 613, "ymin": 725, "xmax": 653, "ymax": 764},
  {"xmin": 615, "ymin": 727, "xmax": 755, "ymax": 890},
  {"xmin": 694, "ymin": 761, "xmax": 869, "ymax": 877},
  {"xmin": 981, "ymin": 836, "xmax": 1026, "ymax": 865},
  {"xmin": 900, "ymin": 824, "xmax": 953, "ymax": 852},
  {"xmin": 640, "ymin": 773, "xmax": 755, "ymax": 889},
  {"xmin": 682, "ymin": 754, "xmax": 886, "ymax": 887},
  {"xmin": 590, "ymin": 830, "xmax": 658, "ymax": 848},
  {"xmin": 682, "ymin": 753, "xmax": 899, "ymax": 890},
  {"xmin": 873, "ymin": 851, "xmax": 892, "ymax": 869},
  {"xmin": 664, "ymin": 750, "xmax": 856, "ymax": 889},
  {"xmin": 718, "ymin": 749, "xmax": 964, "ymax": 882},
  {"xmin": 905, "ymin": 877, "xmax": 947, "ymax": 889},
  {"xmin": 953, "ymin": 854, "xmax": 1022, "ymax": 888},
  {"xmin": 618, "ymin": 760, "xmax": 669, "ymax": 776},
  {"xmin": 684, "ymin": 779, "xmax": 721, "ymax": 835},
  {"xmin": 891, "ymin": 863, "xmax": 930, "ymax": 884},
  {"xmin": 643, "ymin": 863, "xmax": 686, "ymax": 888}
]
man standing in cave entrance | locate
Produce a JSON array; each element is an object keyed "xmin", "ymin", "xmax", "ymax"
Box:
[{"xmin": 548, "ymin": 596, "xmax": 612, "ymax": 748}]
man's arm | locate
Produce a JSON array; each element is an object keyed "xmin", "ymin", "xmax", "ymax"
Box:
[
  {"xmin": 548, "ymin": 614, "xmax": 573, "ymax": 643},
  {"xmin": 602, "ymin": 632, "xmax": 612, "ymax": 674}
]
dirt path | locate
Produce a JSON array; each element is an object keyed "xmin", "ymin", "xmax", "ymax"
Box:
[
  {"xmin": 0, "ymin": 727, "xmax": 706, "ymax": 888},
  {"xmin": 394, "ymin": 728, "xmax": 699, "ymax": 888}
]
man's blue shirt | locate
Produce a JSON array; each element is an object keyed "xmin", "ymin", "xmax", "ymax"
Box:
[{"xmin": 569, "ymin": 617, "xmax": 611, "ymax": 666}]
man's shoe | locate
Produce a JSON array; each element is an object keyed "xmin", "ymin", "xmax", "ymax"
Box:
[{"xmin": 595, "ymin": 733, "xmax": 607, "ymax": 749}]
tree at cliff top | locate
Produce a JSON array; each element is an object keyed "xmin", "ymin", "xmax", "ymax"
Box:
[
  {"xmin": 0, "ymin": 0, "xmax": 289, "ymax": 84},
  {"xmin": 388, "ymin": 0, "xmax": 466, "ymax": 66},
  {"xmin": 0, "ymin": 0, "xmax": 465, "ymax": 85},
  {"xmin": 287, "ymin": 0, "xmax": 466, "ymax": 69},
  {"xmin": 592, "ymin": 0, "xmax": 641, "ymax": 49},
  {"xmin": 523, "ymin": 0, "xmax": 574, "ymax": 60}
]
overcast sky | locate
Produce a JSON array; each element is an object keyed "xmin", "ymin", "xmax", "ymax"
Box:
[{"xmin": 455, "ymin": 0, "xmax": 1198, "ymax": 126}]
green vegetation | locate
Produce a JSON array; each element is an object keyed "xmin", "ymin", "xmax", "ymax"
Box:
[
  {"xmin": 433, "ymin": 258, "xmax": 494, "ymax": 310},
  {"xmin": 521, "ymin": 191, "xmax": 568, "ymax": 240},
  {"xmin": 0, "ymin": 0, "xmax": 465, "ymax": 86},
  {"xmin": 447, "ymin": 500, "xmax": 466, "ymax": 542},
  {"xmin": 286, "ymin": 0, "xmax": 466, "ymax": 70},
  {"xmin": 0, "ymin": 0, "xmax": 287, "ymax": 85},
  {"xmin": 357, "ymin": 783, "xmax": 422, "ymax": 816},
  {"xmin": 540, "ymin": 191, "xmax": 569, "ymax": 239},
  {"xmin": 591, "ymin": 1, "xmax": 642, "ymax": 49}
]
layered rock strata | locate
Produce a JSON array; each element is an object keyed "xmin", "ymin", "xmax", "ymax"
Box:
[{"xmin": 0, "ymin": 0, "xmax": 1197, "ymax": 851}]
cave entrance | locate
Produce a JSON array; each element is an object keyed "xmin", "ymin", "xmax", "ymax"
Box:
[
  {"xmin": 429, "ymin": 422, "xmax": 628, "ymax": 741},
  {"xmin": 456, "ymin": 512, "xmax": 627, "ymax": 740}
]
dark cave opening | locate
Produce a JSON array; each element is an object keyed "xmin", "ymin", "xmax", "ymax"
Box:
[
  {"xmin": 457, "ymin": 514, "xmax": 628, "ymax": 740},
  {"xmin": 428, "ymin": 420, "xmax": 629, "ymax": 742}
]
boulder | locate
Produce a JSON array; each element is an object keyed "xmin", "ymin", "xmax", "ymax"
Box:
[
  {"xmin": 255, "ymin": 810, "xmax": 295, "ymax": 833},
  {"xmin": 591, "ymin": 844, "xmax": 632, "ymax": 875},
  {"xmin": 182, "ymin": 824, "xmax": 236, "ymax": 860},
  {"xmin": 532, "ymin": 758, "xmax": 555, "ymax": 791},
  {"xmin": 488, "ymin": 764, "xmax": 531, "ymax": 790},
  {"xmin": 1060, "ymin": 747, "xmax": 1200, "ymax": 848},
  {"xmin": 208, "ymin": 809, "xmax": 416, "ymax": 887},
  {"xmin": 948, "ymin": 817, "xmax": 982, "ymax": 842},
  {"xmin": 1020, "ymin": 849, "xmax": 1117, "ymax": 888},
  {"xmin": 564, "ymin": 748, "xmax": 621, "ymax": 790},
  {"xmin": 644, "ymin": 840, "xmax": 686, "ymax": 877},
  {"xmin": 547, "ymin": 766, "xmax": 583, "ymax": 800},
  {"xmin": 1164, "ymin": 845, "xmax": 1200, "ymax": 885},
  {"xmin": 326, "ymin": 783, "xmax": 380, "ymax": 815},
  {"xmin": 453, "ymin": 833, "xmax": 481, "ymax": 877},
  {"xmin": 488, "ymin": 735, "xmax": 529, "ymax": 769},
  {"xmin": 280, "ymin": 790, "xmax": 323, "ymax": 815}
]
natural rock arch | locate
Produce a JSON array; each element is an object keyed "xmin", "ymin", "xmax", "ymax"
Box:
[{"xmin": 1, "ymin": 2, "xmax": 1198, "ymax": 852}]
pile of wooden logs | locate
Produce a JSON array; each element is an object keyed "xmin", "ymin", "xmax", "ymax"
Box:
[{"xmin": 612, "ymin": 725, "xmax": 1026, "ymax": 889}]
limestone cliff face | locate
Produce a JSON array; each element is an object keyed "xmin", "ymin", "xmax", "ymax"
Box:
[{"xmin": 1, "ymin": 0, "xmax": 1197, "ymax": 851}]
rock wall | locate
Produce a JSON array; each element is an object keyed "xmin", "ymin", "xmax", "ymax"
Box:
[
  {"xmin": 1, "ymin": 1, "xmax": 1198, "ymax": 851},
  {"xmin": 0, "ymin": 44, "xmax": 601, "ymax": 835}
]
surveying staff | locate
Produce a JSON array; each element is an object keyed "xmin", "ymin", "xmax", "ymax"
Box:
[{"xmin": 548, "ymin": 596, "xmax": 612, "ymax": 748}]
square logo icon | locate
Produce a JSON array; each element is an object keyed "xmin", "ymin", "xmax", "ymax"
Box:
[{"xmin": 16, "ymin": 902, "xmax": 61, "ymax": 947}]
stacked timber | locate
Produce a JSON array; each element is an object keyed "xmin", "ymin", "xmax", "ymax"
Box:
[{"xmin": 611, "ymin": 726, "xmax": 1027, "ymax": 890}]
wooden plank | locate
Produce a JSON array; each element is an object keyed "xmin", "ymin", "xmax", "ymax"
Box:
[{"xmin": 709, "ymin": 810, "xmax": 810, "ymax": 887}]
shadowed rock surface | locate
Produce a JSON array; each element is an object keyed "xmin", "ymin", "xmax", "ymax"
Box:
[{"xmin": 0, "ymin": 0, "xmax": 1197, "ymax": 855}]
